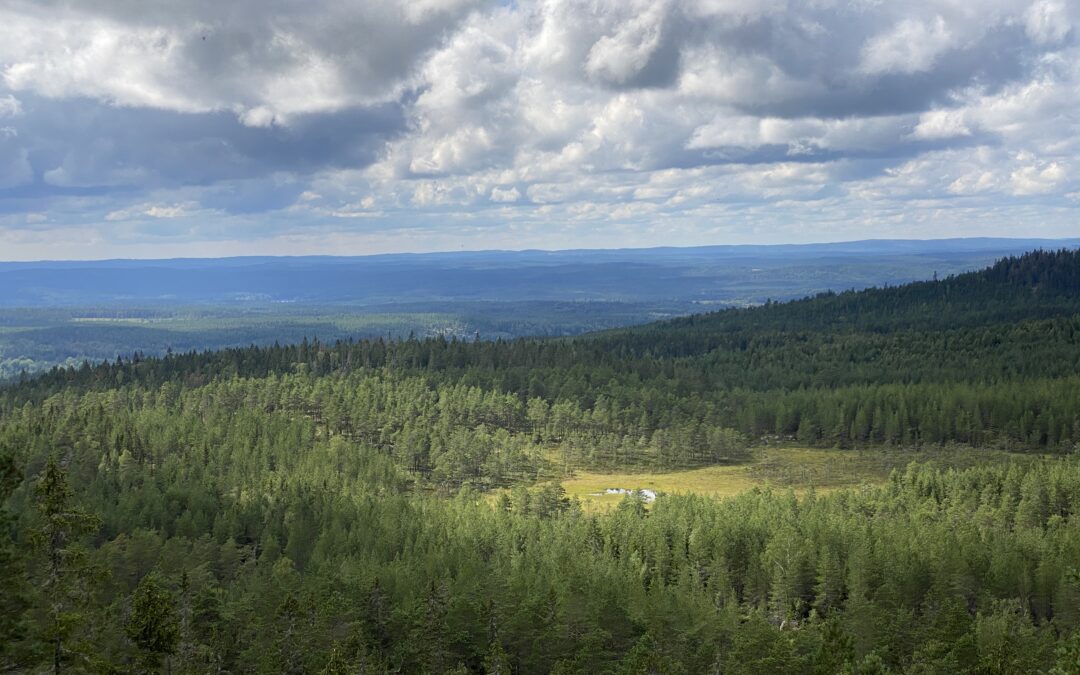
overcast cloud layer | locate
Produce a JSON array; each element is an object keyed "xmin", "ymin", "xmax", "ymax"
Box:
[{"xmin": 0, "ymin": 0, "xmax": 1077, "ymax": 259}]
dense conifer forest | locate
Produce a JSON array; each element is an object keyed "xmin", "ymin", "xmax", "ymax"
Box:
[{"xmin": 2, "ymin": 249, "xmax": 1080, "ymax": 672}]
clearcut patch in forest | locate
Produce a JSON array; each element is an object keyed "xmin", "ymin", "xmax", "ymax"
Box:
[{"xmin": 557, "ymin": 446, "xmax": 1024, "ymax": 511}]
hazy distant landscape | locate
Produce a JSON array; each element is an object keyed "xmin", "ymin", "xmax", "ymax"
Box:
[
  {"xmin": 3, "ymin": 237, "xmax": 1073, "ymax": 380},
  {"xmin": 2, "ymin": 238, "xmax": 1071, "ymax": 307}
]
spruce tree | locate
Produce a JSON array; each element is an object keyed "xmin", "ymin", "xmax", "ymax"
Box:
[
  {"xmin": 126, "ymin": 571, "xmax": 179, "ymax": 672},
  {"xmin": 29, "ymin": 455, "xmax": 102, "ymax": 674},
  {"xmin": 0, "ymin": 449, "xmax": 29, "ymax": 670}
]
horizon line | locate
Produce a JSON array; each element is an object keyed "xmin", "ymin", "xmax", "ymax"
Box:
[{"xmin": 4, "ymin": 235, "xmax": 1080, "ymax": 265}]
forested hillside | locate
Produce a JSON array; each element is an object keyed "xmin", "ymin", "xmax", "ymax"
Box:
[
  {"xmin": 1, "ymin": 249, "xmax": 1079, "ymax": 673},
  {"xmin": 3, "ymin": 238, "xmax": 1067, "ymax": 381},
  {"xmin": 11, "ymin": 249, "xmax": 1080, "ymax": 455}
]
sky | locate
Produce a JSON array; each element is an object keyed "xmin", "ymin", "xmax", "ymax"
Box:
[{"xmin": 0, "ymin": 0, "xmax": 1077, "ymax": 260}]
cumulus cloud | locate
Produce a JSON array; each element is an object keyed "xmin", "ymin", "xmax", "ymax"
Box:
[
  {"xmin": 912, "ymin": 109, "xmax": 972, "ymax": 140},
  {"xmin": 0, "ymin": 0, "xmax": 488, "ymax": 123},
  {"xmin": 0, "ymin": 0, "xmax": 1078, "ymax": 257},
  {"xmin": 490, "ymin": 186, "xmax": 521, "ymax": 203},
  {"xmin": 860, "ymin": 17, "xmax": 955, "ymax": 76},
  {"xmin": 1010, "ymin": 156, "xmax": 1067, "ymax": 195},
  {"xmin": 1025, "ymin": 0, "xmax": 1073, "ymax": 45},
  {"xmin": 105, "ymin": 201, "xmax": 202, "ymax": 222},
  {"xmin": 584, "ymin": 1, "xmax": 671, "ymax": 86}
]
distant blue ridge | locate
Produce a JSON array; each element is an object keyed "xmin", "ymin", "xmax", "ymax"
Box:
[{"xmin": 1, "ymin": 237, "xmax": 1076, "ymax": 308}]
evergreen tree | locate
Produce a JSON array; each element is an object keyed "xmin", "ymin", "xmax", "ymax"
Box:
[
  {"xmin": 483, "ymin": 639, "xmax": 511, "ymax": 675},
  {"xmin": 0, "ymin": 449, "xmax": 29, "ymax": 670},
  {"xmin": 126, "ymin": 571, "xmax": 180, "ymax": 672},
  {"xmin": 29, "ymin": 455, "xmax": 103, "ymax": 674}
]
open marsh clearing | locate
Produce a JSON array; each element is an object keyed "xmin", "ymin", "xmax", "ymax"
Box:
[
  {"xmin": 555, "ymin": 445, "xmax": 1025, "ymax": 511},
  {"xmin": 561, "ymin": 464, "xmax": 758, "ymax": 510}
]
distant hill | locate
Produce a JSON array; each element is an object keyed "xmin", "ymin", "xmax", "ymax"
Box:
[
  {"xmin": 595, "ymin": 247, "xmax": 1080, "ymax": 354},
  {"xmin": 2, "ymin": 237, "xmax": 1077, "ymax": 307}
]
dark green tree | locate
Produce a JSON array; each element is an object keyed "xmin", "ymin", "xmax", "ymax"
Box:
[
  {"xmin": 29, "ymin": 455, "xmax": 102, "ymax": 674},
  {"xmin": 616, "ymin": 633, "xmax": 681, "ymax": 675},
  {"xmin": 126, "ymin": 571, "xmax": 179, "ymax": 672},
  {"xmin": 0, "ymin": 449, "xmax": 29, "ymax": 670}
]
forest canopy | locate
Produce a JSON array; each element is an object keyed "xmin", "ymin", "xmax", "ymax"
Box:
[{"xmin": 1, "ymin": 248, "xmax": 1079, "ymax": 673}]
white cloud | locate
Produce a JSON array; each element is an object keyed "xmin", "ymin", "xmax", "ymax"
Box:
[
  {"xmin": 690, "ymin": 114, "xmax": 917, "ymax": 154},
  {"xmin": 686, "ymin": 115, "xmax": 761, "ymax": 149},
  {"xmin": 860, "ymin": 17, "xmax": 954, "ymax": 75},
  {"xmin": 238, "ymin": 106, "xmax": 279, "ymax": 128},
  {"xmin": 584, "ymin": 1, "xmax": 668, "ymax": 85},
  {"xmin": 1024, "ymin": 0, "xmax": 1072, "ymax": 45},
  {"xmin": 949, "ymin": 170, "xmax": 1000, "ymax": 195},
  {"xmin": 409, "ymin": 126, "xmax": 496, "ymax": 175},
  {"xmin": 0, "ymin": 94, "xmax": 21, "ymax": 117},
  {"xmin": 105, "ymin": 202, "xmax": 200, "ymax": 221},
  {"xmin": 912, "ymin": 109, "xmax": 971, "ymax": 140},
  {"xmin": 1010, "ymin": 160, "xmax": 1066, "ymax": 195},
  {"xmin": 490, "ymin": 186, "xmax": 521, "ymax": 202},
  {"xmin": 144, "ymin": 204, "xmax": 192, "ymax": 218},
  {"xmin": 0, "ymin": 0, "xmax": 486, "ymax": 124}
]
